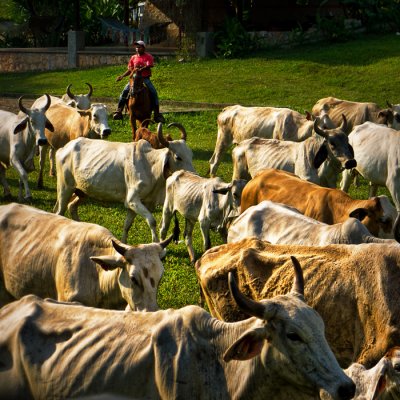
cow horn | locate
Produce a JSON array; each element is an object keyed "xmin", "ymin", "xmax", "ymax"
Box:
[
  {"xmin": 228, "ymin": 272, "xmax": 266, "ymax": 320},
  {"xmin": 18, "ymin": 95, "xmax": 30, "ymax": 115},
  {"xmin": 41, "ymin": 93, "xmax": 51, "ymax": 112},
  {"xmin": 159, "ymin": 233, "xmax": 174, "ymax": 248},
  {"xmin": 290, "ymin": 256, "xmax": 305, "ymax": 297},
  {"xmin": 85, "ymin": 82, "xmax": 93, "ymax": 97},
  {"xmin": 394, "ymin": 213, "xmax": 400, "ymax": 243},
  {"xmin": 112, "ymin": 240, "xmax": 128, "ymax": 257},
  {"xmin": 339, "ymin": 113, "xmax": 348, "ymax": 132},
  {"xmin": 66, "ymin": 84, "xmax": 75, "ymax": 99},
  {"xmin": 157, "ymin": 123, "xmax": 170, "ymax": 148},
  {"xmin": 313, "ymin": 118, "xmax": 327, "ymax": 138},
  {"xmin": 167, "ymin": 122, "xmax": 187, "ymax": 141}
]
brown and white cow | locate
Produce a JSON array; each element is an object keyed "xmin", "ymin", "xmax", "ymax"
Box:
[
  {"xmin": 312, "ymin": 97, "xmax": 400, "ymax": 133},
  {"xmin": 0, "ymin": 94, "xmax": 54, "ymax": 201},
  {"xmin": 54, "ymin": 137, "xmax": 195, "ymax": 243},
  {"xmin": 160, "ymin": 170, "xmax": 247, "ymax": 263},
  {"xmin": 227, "ymin": 200, "xmax": 400, "ymax": 246},
  {"xmin": 0, "ymin": 260, "xmax": 355, "ymax": 400},
  {"xmin": 0, "ymin": 203, "xmax": 173, "ymax": 311},
  {"xmin": 209, "ymin": 104, "xmax": 335, "ymax": 177},
  {"xmin": 31, "ymin": 95, "xmax": 111, "ymax": 188},
  {"xmin": 231, "ymin": 116, "xmax": 356, "ymax": 187},
  {"xmin": 196, "ymin": 237, "xmax": 400, "ymax": 368},
  {"xmin": 241, "ymin": 168, "xmax": 397, "ymax": 239}
]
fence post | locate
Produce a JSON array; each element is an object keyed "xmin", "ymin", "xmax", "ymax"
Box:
[{"xmin": 68, "ymin": 30, "xmax": 85, "ymax": 68}]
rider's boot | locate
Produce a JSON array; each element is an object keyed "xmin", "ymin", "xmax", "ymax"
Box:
[
  {"xmin": 154, "ymin": 104, "xmax": 165, "ymax": 123},
  {"xmin": 113, "ymin": 98, "xmax": 126, "ymax": 120}
]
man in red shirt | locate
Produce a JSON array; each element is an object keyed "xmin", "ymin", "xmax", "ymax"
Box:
[{"xmin": 113, "ymin": 40, "xmax": 165, "ymax": 123}]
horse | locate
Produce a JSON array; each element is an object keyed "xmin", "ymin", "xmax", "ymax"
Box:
[{"xmin": 127, "ymin": 71, "xmax": 152, "ymax": 141}]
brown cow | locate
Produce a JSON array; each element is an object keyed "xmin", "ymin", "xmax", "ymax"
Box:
[
  {"xmin": 195, "ymin": 237, "xmax": 400, "ymax": 368},
  {"xmin": 240, "ymin": 168, "xmax": 397, "ymax": 239}
]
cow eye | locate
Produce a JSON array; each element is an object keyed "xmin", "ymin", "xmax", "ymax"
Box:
[
  {"xmin": 394, "ymin": 363, "xmax": 400, "ymax": 372},
  {"xmin": 130, "ymin": 276, "xmax": 139, "ymax": 286},
  {"xmin": 287, "ymin": 332, "xmax": 302, "ymax": 342}
]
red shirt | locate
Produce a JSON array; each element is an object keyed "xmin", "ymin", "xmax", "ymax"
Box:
[{"xmin": 127, "ymin": 53, "xmax": 154, "ymax": 78}]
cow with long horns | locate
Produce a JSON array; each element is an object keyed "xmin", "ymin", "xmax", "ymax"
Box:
[
  {"xmin": 61, "ymin": 82, "xmax": 93, "ymax": 109},
  {"xmin": 0, "ymin": 94, "xmax": 54, "ymax": 201}
]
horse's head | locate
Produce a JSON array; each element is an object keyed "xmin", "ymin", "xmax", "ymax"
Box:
[{"xmin": 129, "ymin": 71, "xmax": 145, "ymax": 97}]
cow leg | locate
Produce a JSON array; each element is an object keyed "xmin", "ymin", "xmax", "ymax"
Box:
[
  {"xmin": 199, "ymin": 219, "xmax": 212, "ymax": 251},
  {"xmin": 55, "ymin": 186, "xmax": 75, "ymax": 216},
  {"xmin": 209, "ymin": 130, "xmax": 232, "ymax": 177},
  {"xmin": 126, "ymin": 195, "xmax": 159, "ymax": 242},
  {"xmin": 68, "ymin": 193, "xmax": 85, "ymax": 221},
  {"xmin": 369, "ymin": 183, "xmax": 378, "ymax": 198},
  {"xmin": 49, "ymin": 147, "xmax": 56, "ymax": 177},
  {"xmin": 160, "ymin": 205, "xmax": 173, "ymax": 240},
  {"xmin": 10, "ymin": 157, "xmax": 31, "ymax": 202},
  {"xmin": 37, "ymin": 144, "xmax": 48, "ymax": 189},
  {"xmin": 0, "ymin": 165, "xmax": 11, "ymax": 199},
  {"xmin": 386, "ymin": 175, "xmax": 400, "ymax": 211},
  {"xmin": 184, "ymin": 219, "xmax": 196, "ymax": 264},
  {"xmin": 340, "ymin": 169, "xmax": 353, "ymax": 192},
  {"xmin": 122, "ymin": 209, "xmax": 136, "ymax": 243}
]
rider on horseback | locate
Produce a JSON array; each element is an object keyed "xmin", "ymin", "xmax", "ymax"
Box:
[{"xmin": 113, "ymin": 40, "xmax": 165, "ymax": 123}]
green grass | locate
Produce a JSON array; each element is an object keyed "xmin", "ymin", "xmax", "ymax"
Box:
[{"xmin": 0, "ymin": 32, "xmax": 397, "ymax": 309}]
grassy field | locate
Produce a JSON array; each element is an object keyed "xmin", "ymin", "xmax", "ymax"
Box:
[{"xmin": 0, "ymin": 33, "xmax": 397, "ymax": 309}]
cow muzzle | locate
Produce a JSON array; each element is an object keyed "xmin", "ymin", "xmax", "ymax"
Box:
[
  {"xmin": 101, "ymin": 128, "xmax": 111, "ymax": 138},
  {"xmin": 344, "ymin": 159, "xmax": 357, "ymax": 169},
  {"xmin": 37, "ymin": 138, "xmax": 48, "ymax": 146}
]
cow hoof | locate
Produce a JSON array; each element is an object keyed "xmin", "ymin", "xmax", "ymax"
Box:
[
  {"xmin": 37, "ymin": 182, "xmax": 44, "ymax": 189},
  {"xmin": 3, "ymin": 194, "xmax": 13, "ymax": 201},
  {"xmin": 113, "ymin": 111, "xmax": 123, "ymax": 120},
  {"xmin": 23, "ymin": 196, "xmax": 33, "ymax": 204}
]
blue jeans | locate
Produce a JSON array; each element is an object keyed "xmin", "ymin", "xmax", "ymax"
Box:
[{"xmin": 118, "ymin": 77, "xmax": 159, "ymax": 109}]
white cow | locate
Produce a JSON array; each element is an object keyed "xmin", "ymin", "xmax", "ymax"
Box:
[
  {"xmin": 321, "ymin": 347, "xmax": 400, "ymax": 400},
  {"xmin": 61, "ymin": 82, "xmax": 93, "ymax": 109},
  {"xmin": 0, "ymin": 203, "xmax": 173, "ymax": 311},
  {"xmin": 232, "ymin": 117, "xmax": 356, "ymax": 186},
  {"xmin": 209, "ymin": 104, "xmax": 335, "ymax": 177},
  {"xmin": 54, "ymin": 137, "xmax": 195, "ymax": 243},
  {"xmin": 31, "ymin": 96, "xmax": 111, "ymax": 188},
  {"xmin": 0, "ymin": 94, "xmax": 54, "ymax": 201},
  {"xmin": 0, "ymin": 259, "xmax": 356, "ymax": 400},
  {"xmin": 341, "ymin": 122, "xmax": 400, "ymax": 211},
  {"xmin": 159, "ymin": 170, "xmax": 247, "ymax": 263},
  {"xmin": 227, "ymin": 200, "xmax": 400, "ymax": 246}
]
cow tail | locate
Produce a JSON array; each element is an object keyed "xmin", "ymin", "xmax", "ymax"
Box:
[{"xmin": 173, "ymin": 212, "xmax": 181, "ymax": 243}]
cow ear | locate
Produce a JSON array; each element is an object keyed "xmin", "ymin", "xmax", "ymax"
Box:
[
  {"xmin": 313, "ymin": 144, "xmax": 328, "ymax": 169},
  {"xmin": 46, "ymin": 119, "xmax": 55, "ymax": 132},
  {"xmin": 349, "ymin": 208, "xmax": 368, "ymax": 222},
  {"xmin": 223, "ymin": 328, "xmax": 265, "ymax": 362},
  {"xmin": 305, "ymin": 111, "xmax": 312, "ymax": 120},
  {"xmin": 13, "ymin": 117, "xmax": 28, "ymax": 134},
  {"xmin": 90, "ymin": 255, "xmax": 124, "ymax": 271}
]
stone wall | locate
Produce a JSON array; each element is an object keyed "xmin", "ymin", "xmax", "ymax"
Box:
[{"xmin": 0, "ymin": 48, "xmax": 167, "ymax": 73}]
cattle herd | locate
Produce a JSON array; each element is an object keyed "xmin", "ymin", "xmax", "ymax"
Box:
[{"xmin": 0, "ymin": 88, "xmax": 400, "ymax": 399}]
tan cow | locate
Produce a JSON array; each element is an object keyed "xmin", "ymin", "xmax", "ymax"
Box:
[
  {"xmin": 196, "ymin": 238, "xmax": 400, "ymax": 368},
  {"xmin": 0, "ymin": 203, "xmax": 173, "ymax": 311},
  {"xmin": 209, "ymin": 104, "xmax": 335, "ymax": 177},
  {"xmin": 0, "ymin": 260, "xmax": 355, "ymax": 400},
  {"xmin": 31, "ymin": 96, "xmax": 111, "ymax": 189},
  {"xmin": 241, "ymin": 168, "xmax": 397, "ymax": 239},
  {"xmin": 312, "ymin": 96, "xmax": 400, "ymax": 133}
]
